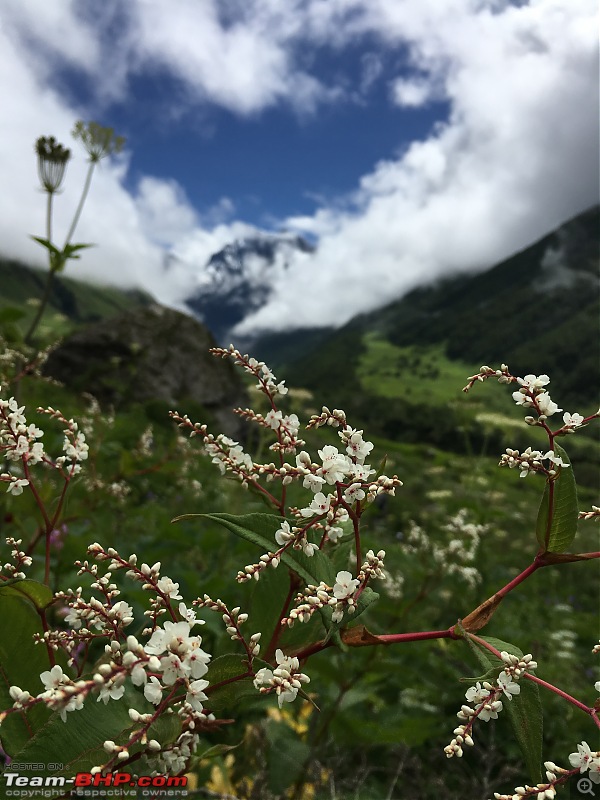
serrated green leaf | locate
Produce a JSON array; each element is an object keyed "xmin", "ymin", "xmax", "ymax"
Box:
[
  {"xmin": 461, "ymin": 631, "xmax": 543, "ymax": 784},
  {"xmin": 0, "ymin": 579, "xmax": 54, "ymax": 611},
  {"xmin": 0, "ymin": 596, "xmax": 53, "ymax": 755},
  {"xmin": 535, "ymin": 444, "xmax": 578, "ymax": 553},
  {"xmin": 177, "ymin": 513, "xmax": 379, "ymax": 637},
  {"xmin": 174, "ymin": 512, "xmax": 335, "ymax": 587}
]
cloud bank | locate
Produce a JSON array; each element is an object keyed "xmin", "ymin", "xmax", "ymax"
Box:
[{"xmin": 0, "ymin": 0, "xmax": 597, "ymax": 334}]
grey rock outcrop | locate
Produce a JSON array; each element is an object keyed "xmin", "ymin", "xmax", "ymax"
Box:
[{"xmin": 43, "ymin": 305, "xmax": 248, "ymax": 437}]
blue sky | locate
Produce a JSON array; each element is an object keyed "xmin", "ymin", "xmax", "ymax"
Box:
[{"xmin": 0, "ymin": 0, "xmax": 597, "ymax": 333}]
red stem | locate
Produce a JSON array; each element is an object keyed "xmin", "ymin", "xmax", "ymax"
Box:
[
  {"xmin": 495, "ymin": 559, "xmax": 541, "ymax": 600},
  {"xmin": 376, "ymin": 628, "xmax": 460, "ymax": 644},
  {"xmin": 468, "ymin": 634, "xmax": 597, "ymax": 721},
  {"xmin": 524, "ymin": 673, "xmax": 597, "ymax": 720}
]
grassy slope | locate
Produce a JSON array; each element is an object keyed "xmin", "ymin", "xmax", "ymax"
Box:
[{"xmin": 0, "ymin": 258, "xmax": 153, "ymax": 338}]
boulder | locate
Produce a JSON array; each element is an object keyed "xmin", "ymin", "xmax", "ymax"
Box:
[{"xmin": 43, "ymin": 305, "xmax": 248, "ymax": 437}]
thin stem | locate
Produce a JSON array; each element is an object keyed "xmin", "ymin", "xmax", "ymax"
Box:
[
  {"xmin": 205, "ymin": 670, "xmax": 253, "ymax": 695},
  {"xmin": 376, "ymin": 628, "xmax": 459, "ymax": 644},
  {"xmin": 293, "ymin": 625, "xmax": 459, "ymax": 661},
  {"xmin": 495, "ymin": 559, "xmax": 541, "ymax": 600},
  {"xmin": 264, "ymin": 571, "xmax": 300, "ymax": 662},
  {"xmin": 523, "ymin": 673, "xmax": 596, "ymax": 719},
  {"xmin": 63, "ymin": 160, "xmax": 95, "ymax": 247},
  {"xmin": 24, "ymin": 191, "xmax": 55, "ymax": 344},
  {"xmin": 37, "ymin": 609, "xmax": 56, "ymax": 668},
  {"xmin": 468, "ymin": 634, "xmax": 597, "ymax": 722}
]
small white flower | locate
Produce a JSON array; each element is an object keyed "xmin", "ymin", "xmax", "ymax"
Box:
[
  {"xmin": 156, "ymin": 576, "xmax": 182, "ymax": 600},
  {"xmin": 333, "ymin": 571, "xmax": 359, "ymax": 600},
  {"xmin": 6, "ymin": 478, "xmax": 29, "ymax": 496},
  {"xmin": 465, "ymin": 682, "xmax": 490, "ymax": 704},
  {"xmin": 318, "ymin": 445, "xmax": 351, "ymax": 484},
  {"xmin": 518, "ymin": 374, "xmax": 550, "ymax": 391},
  {"xmin": 544, "ymin": 451, "xmax": 569, "ymax": 468},
  {"xmin": 178, "ymin": 602, "xmax": 205, "ymax": 627},
  {"xmin": 536, "ymin": 392, "xmax": 562, "ymax": 417},
  {"xmin": 497, "ymin": 671, "xmax": 521, "ymax": 699},
  {"xmin": 569, "ymin": 741, "xmax": 600, "ymax": 776},
  {"xmin": 144, "ymin": 676, "xmax": 163, "ymax": 705},
  {"xmin": 97, "ymin": 681, "xmax": 126, "ymax": 704},
  {"xmin": 302, "ymin": 473, "xmax": 326, "ymax": 493},
  {"xmin": 264, "ymin": 410, "xmax": 283, "ymax": 430},
  {"xmin": 185, "ymin": 678, "xmax": 209, "ymax": 712},
  {"xmin": 275, "ymin": 521, "xmax": 293, "ymax": 545},
  {"xmin": 343, "ymin": 483, "xmax": 366, "ymax": 504},
  {"xmin": 300, "ymin": 492, "xmax": 332, "ymax": 518},
  {"xmin": 562, "ymin": 411, "xmax": 584, "ymax": 428},
  {"xmin": 345, "ymin": 431, "xmax": 374, "ymax": 463},
  {"xmin": 40, "ymin": 665, "xmax": 67, "ymax": 690}
]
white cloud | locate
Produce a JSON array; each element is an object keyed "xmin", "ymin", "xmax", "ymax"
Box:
[
  {"xmin": 235, "ymin": 0, "xmax": 599, "ymax": 333},
  {"xmin": 0, "ymin": 0, "xmax": 597, "ymax": 339},
  {"xmin": 135, "ymin": 177, "xmax": 198, "ymax": 248},
  {"xmin": 391, "ymin": 77, "xmax": 435, "ymax": 107}
]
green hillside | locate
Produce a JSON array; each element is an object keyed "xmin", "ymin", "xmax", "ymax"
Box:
[
  {"xmin": 254, "ymin": 206, "xmax": 599, "ymax": 458},
  {"xmin": 0, "ymin": 258, "xmax": 153, "ymax": 339}
]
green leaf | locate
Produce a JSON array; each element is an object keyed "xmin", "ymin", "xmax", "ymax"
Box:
[
  {"xmin": 174, "ymin": 512, "xmax": 335, "ymax": 587},
  {"xmin": 265, "ymin": 720, "xmax": 311, "ymax": 795},
  {"xmin": 461, "ymin": 631, "xmax": 543, "ymax": 783},
  {"xmin": 30, "ymin": 235, "xmax": 61, "ymax": 256},
  {"xmin": 535, "ymin": 444, "xmax": 578, "ymax": 553},
  {"xmin": 177, "ymin": 513, "xmax": 379, "ymax": 637},
  {"xmin": 62, "ymin": 242, "xmax": 94, "ymax": 259},
  {"xmin": 204, "ymin": 653, "xmax": 268, "ymax": 712},
  {"xmin": 0, "ymin": 306, "xmax": 26, "ymax": 324},
  {"xmin": 0, "ymin": 596, "xmax": 53, "ymax": 755},
  {"xmin": 194, "ymin": 741, "xmax": 241, "ymax": 762},
  {"xmin": 0, "ymin": 578, "xmax": 54, "ymax": 611}
]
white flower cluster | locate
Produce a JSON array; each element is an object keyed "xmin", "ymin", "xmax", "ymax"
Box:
[
  {"xmin": 194, "ymin": 593, "xmax": 262, "ymax": 659},
  {"xmin": 511, "ymin": 374, "xmax": 564, "ymax": 419},
  {"xmin": 445, "ymin": 651, "xmax": 537, "ymax": 758},
  {"xmin": 0, "ymin": 388, "xmax": 91, "ymax": 496},
  {"xmin": 1, "ymin": 389, "xmax": 45, "ymax": 495},
  {"xmin": 401, "ymin": 510, "xmax": 485, "ymax": 590},
  {"xmin": 282, "ymin": 569, "xmax": 361, "ymax": 627},
  {"xmin": 283, "ymin": 553, "xmax": 386, "ymax": 627},
  {"xmin": 580, "ymin": 506, "xmax": 600, "ymax": 522},
  {"xmin": 463, "ymin": 366, "xmax": 593, "ymax": 437},
  {"xmin": 210, "ymin": 345, "xmax": 288, "ymax": 397},
  {"xmin": 569, "ymin": 741, "xmax": 600, "ymax": 782},
  {"xmin": 0, "ymin": 536, "xmax": 32, "ymax": 580},
  {"xmin": 253, "ymin": 648, "xmax": 310, "ymax": 707},
  {"xmin": 3, "ymin": 544, "xmax": 218, "ymax": 777},
  {"xmin": 499, "ymin": 447, "xmax": 569, "ymax": 479},
  {"xmin": 491, "ymin": 744, "xmax": 600, "ymax": 800}
]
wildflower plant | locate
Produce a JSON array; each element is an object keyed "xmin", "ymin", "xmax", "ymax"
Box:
[
  {"xmin": 25, "ymin": 122, "xmax": 125, "ymax": 344},
  {"xmin": 0, "ymin": 350, "xmax": 598, "ymax": 799}
]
